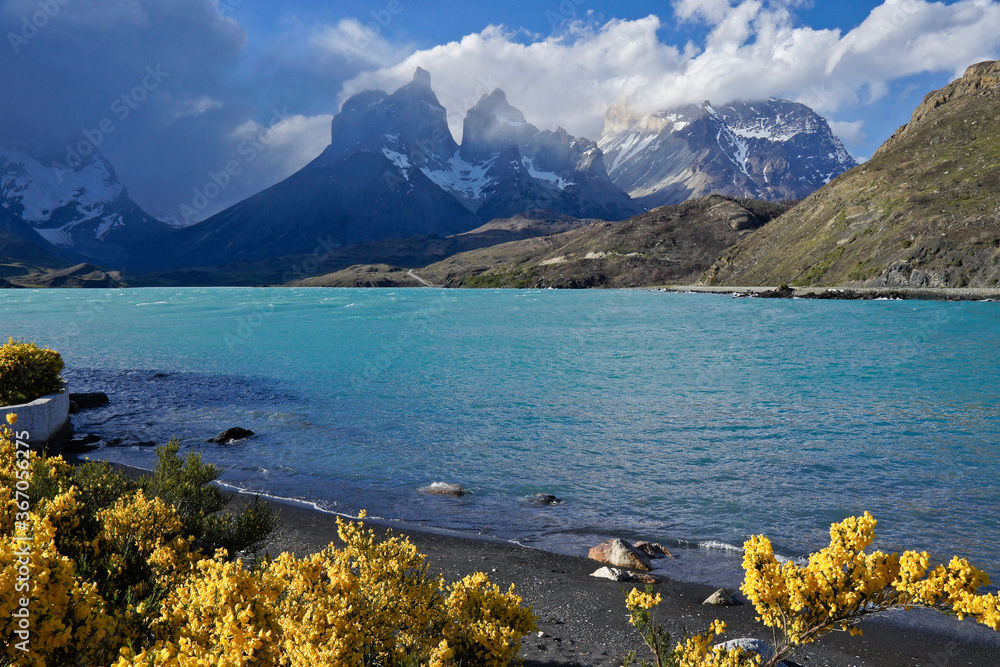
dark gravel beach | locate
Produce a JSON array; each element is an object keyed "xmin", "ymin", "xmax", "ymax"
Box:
[
  {"xmin": 259, "ymin": 495, "xmax": 1000, "ymax": 667},
  {"xmin": 91, "ymin": 459, "xmax": 1000, "ymax": 667}
]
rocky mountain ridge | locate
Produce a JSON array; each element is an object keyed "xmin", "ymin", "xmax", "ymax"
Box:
[
  {"xmin": 599, "ymin": 99, "xmax": 856, "ymax": 208},
  {"xmin": 131, "ymin": 69, "xmax": 641, "ymax": 272}
]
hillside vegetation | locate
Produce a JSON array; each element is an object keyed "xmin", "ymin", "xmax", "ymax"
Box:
[{"xmin": 418, "ymin": 196, "xmax": 792, "ymax": 288}]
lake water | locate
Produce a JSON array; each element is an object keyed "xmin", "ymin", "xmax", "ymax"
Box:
[{"xmin": 2, "ymin": 287, "xmax": 999, "ymax": 589}]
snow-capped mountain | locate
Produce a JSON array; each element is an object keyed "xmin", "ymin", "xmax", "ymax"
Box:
[
  {"xmin": 135, "ymin": 68, "xmax": 640, "ymax": 271},
  {"xmin": 598, "ymin": 99, "xmax": 857, "ymax": 208},
  {"xmin": 0, "ymin": 146, "xmax": 172, "ymax": 265}
]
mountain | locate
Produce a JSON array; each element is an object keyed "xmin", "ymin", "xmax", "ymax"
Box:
[
  {"xmin": 599, "ymin": 99, "xmax": 857, "ymax": 208},
  {"xmin": 0, "ymin": 203, "xmax": 65, "ymax": 269},
  {"xmin": 702, "ymin": 60, "xmax": 1000, "ymax": 288},
  {"xmin": 133, "ymin": 69, "xmax": 641, "ymax": 272},
  {"xmin": 0, "ymin": 146, "xmax": 172, "ymax": 266},
  {"xmin": 440, "ymin": 89, "xmax": 643, "ymax": 222},
  {"xmin": 416, "ymin": 195, "xmax": 793, "ymax": 288}
]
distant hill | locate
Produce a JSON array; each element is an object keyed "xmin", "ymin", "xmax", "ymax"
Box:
[
  {"xmin": 289, "ymin": 264, "xmax": 425, "ymax": 288},
  {"xmin": 703, "ymin": 60, "xmax": 1000, "ymax": 288},
  {"xmin": 135, "ymin": 211, "xmax": 594, "ymax": 286},
  {"xmin": 4, "ymin": 262, "xmax": 127, "ymax": 288},
  {"xmin": 417, "ymin": 196, "xmax": 793, "ymax": 288}
]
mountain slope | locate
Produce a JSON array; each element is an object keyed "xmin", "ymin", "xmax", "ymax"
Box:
[
  {"xmin": 418, "ymin": 196, "xmax": 792, "ymax": 288},
  {"xmin": 135, "ymin": 69, "xmax": 480, "ymax": 271},
  {"xmin": 0, "ymin": 204, "xmax": 67, "ymax": 272},
  {"xmin": 702, "ymin": 60, "xmax": 1000, "ymax": 288},
  {"xmin": 0, "ymin": 146, "xmax": 171, "ymax": 266},
  {"xmin": 599, "ymin": 99, "xmax": 856, "ymax": 208}
]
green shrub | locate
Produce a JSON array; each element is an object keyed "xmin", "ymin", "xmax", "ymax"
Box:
[{"xmin": 0, "ymin": 337, "xmax": 65, "ymax": 406}]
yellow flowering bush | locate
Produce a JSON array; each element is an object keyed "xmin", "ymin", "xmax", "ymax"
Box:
[
  {"xmin": 624, "ymin": 513, "xmax": 1000, "ymax": 667},
  {"xmin": 116, "ymin": 552, "xmax": 282, "ymax": 667},
  {"xmin": 741, "ymin": 512, "xmax": 1000, "ymax": 664},
  {"xmin": 0, "ymin": 513, "xmax": 118, "ymax": 667},
  {"xmin": 1, "ymin": 415, "xmax": 537, "ymax": 667},
  {"xmin": 0, "ymin": 338, "xmax": 65, "ymax": 406},
  {"xmin": 439, "ymin": 571, "xmax": 537, "ymax": 667}
]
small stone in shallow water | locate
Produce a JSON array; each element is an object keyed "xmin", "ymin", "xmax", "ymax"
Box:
[
  {"xmin": 420, "ymin": 482, "xmax": 466, "ymax": 496},
  {"xmin": 531, "ymin": 493, "xmax": 561, "ymax": 505},
  {"xmin": 209, "ymin": 427, "xmax": 255, "ymax": 444}
]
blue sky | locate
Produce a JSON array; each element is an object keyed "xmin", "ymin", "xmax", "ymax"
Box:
[{"xmin": 2, "ymin": 0, "xmax": 999, "ymax": 223}]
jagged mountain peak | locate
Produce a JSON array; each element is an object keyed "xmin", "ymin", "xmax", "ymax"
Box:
[
  {"xmin": 411, "ymin": 66, "xmax": 432, "ymax": 88},
  {"xmin": 469, "ymin": 89, "xmax": 526, "ymax": 123},
  {"xmin": 328, "ymin": 68, "xmax": 458, "ymax": 169},
  {"xmin": 603, "ymin": 102, "xmax": 640, "ymax": 136},
  {"xmin": 461, "ymin": 88, "xmax": 537, "ymax": 162},
  {"xmin": 393, "ymin": 66, "xmax": 439, "ymax": 104}
]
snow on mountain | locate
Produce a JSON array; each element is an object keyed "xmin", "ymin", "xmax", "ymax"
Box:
[
  {"xmin": 336, "ymin": 74, "xmax": 640, "ymax": 222},
  {"xmin": 0, "ymin": 145, "xmax": 172, "ymax": 265},
  {"xmin": 420, "ymin": 153, "xmax": 496, "ymax": 202},
  {"xmin": 598, "ymin": 99, "xmax": 857, "ymax": 208}
]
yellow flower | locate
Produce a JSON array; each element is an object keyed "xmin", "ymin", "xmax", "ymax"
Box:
[
  {"xmin": 5, "ymin": 413, "xmax": 15, "ymax": 425},
  {"xmin": 626, "ymin": 587, "xmax": 663, "ymax": 611}
]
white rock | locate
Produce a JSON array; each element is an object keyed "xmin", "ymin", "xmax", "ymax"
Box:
[{"xmin": 717, "ymin": 639, "xmax": 788, "ymax": 666}]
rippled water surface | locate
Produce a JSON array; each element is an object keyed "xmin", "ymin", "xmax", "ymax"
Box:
[{"xmin": 2, "ymin": 288, "xmax": 998, "ymax": 585}]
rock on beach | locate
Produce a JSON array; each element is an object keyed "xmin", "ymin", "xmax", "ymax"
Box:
[{"xmin": 588, "ymin": 538, "xmax": 653, "ymax": 571}]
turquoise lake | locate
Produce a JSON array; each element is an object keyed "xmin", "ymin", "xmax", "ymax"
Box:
[{"xmin": 2, "ymin": 287, "xmax": 998, "ymax": 586}]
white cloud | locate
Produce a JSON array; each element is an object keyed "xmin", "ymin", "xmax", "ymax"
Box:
[
  {"xmin": 828, "ymin": 120, "xmax": 866, "ymax": 145},
  {"xmin": 673, "ymin": 0, "xmax": 735, "ymax": 23},
  {"xmin": 339, "ymin": 1, "xmax": 1000, "ymax": 144},
  {"xmin": 310, "ymin": 18, "xmax": 411, "ymax": 69},
  {"xmin": 234, "ymin": 113, "xmax": 333, "ymax": 175}
]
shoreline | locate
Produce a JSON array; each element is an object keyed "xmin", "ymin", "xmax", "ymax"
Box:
[
  {"xmin": 91, "ymin": 457, "xmax": 1000, "ymax": 667},
  {"xmin": 655, "ymin": 285, "xmax": 1000, "ymax": 301}
]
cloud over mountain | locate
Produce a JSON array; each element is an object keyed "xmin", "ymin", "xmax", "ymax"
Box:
[{"xmin": 341, "ymin": 1, "xmax": 1000, "ymax": 144}]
